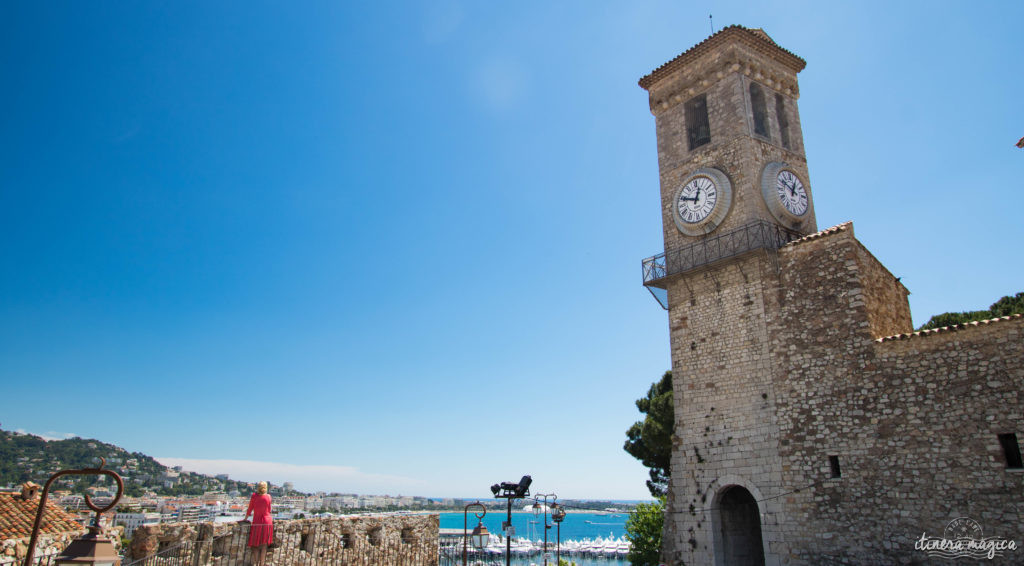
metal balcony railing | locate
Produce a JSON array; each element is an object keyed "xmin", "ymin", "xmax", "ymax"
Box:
[{"xmin": 642, "ymin": 220, "xmax": 804, "ymax": 297}]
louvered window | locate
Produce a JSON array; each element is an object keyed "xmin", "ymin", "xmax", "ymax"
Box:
[
  {"xmin": 750, "ymin": 82, "xmax": 770, "ymax": 138},
  {"xmin": 776, "ymin": 93, "xmax": 790, "ymax": 149},
  {"xmin": 685, "ymin": 94, "xmax": 711, "ymax": 151}
]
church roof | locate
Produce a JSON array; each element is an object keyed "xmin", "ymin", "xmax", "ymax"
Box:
[
  {"xmin": 0, "ymin": 491, "xmax": 85, "ymax": 542},
  {"xmin": 639, "ymin": 25, "xmax": 807, "ymax": 90},
  {"xmin": 875, "ymin": 313, "xmax": 1024, "ymax": 343}
]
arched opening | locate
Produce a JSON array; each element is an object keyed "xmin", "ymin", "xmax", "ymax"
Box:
[{"xmin": 714, "ymin": 486, "xmax": 765, "ymax": 566}]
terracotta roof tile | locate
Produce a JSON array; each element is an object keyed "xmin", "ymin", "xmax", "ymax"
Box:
[
  {"xmin": 639, "ymin": 25, "xmax": 806, "ymax": 90},
  {"xmin": 781, "ymin": 221, "xmax": 852, "ymax": 248},
  {"xmin": 876, "ymin": 313, "xmax": 1024, "ymax": 343},
  {"xmin": 0, "ymin": 492, "xmax": 85, "ymax": 542}
]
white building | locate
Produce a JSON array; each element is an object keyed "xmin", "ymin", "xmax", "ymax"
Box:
[{"xmin": 113, "ymin": 512, "xmax": 161, "ymax": 537}]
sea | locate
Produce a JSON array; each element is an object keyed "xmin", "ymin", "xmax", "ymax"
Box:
[{"xmin": 440, "ymin": 511, "xmax": 632, "ymax": 566}]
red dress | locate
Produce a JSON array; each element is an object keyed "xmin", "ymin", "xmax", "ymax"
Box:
[{"xmin": 245, "ymin": 493, "xmax": 274, "ymax": 547}]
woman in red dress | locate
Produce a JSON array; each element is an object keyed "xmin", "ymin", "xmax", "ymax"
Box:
[{"xmin": 243, "ymin": 481, "xmax": 273, "ymax": 566}]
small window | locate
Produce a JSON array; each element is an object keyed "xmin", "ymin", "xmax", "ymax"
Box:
[
  {"xmin": 998, "ymin": 433, "xmax": 1023, "ymax": 469},
  {"xmin": 340, "ymin": 533, "xmax": 352, "ymax": 549},
  {"xmin": 401, "ymin": 527, "xmax": 416, "ymax": 545},
  {"xmin": 368, "ymin": 527, "xmax": 383, "ymax": 547},
  {"xmin": 685, "ymin": 94, "xmax": 711, "ymax": 151},
  {"xmin": 828, "ymin": 455, "xmax": 842, "ymax": 478},
  {"xmin": 775, "ymin": 93, "xmax": 790, "ymax": 149},
  {"xmin": 750, "ymin": 83, "xmax": 769, "ymax": 138}
]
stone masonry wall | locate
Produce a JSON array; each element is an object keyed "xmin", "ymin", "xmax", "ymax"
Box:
[
  {"xmin": 664, "ymin": 251, "xmax": 789, "ymax": 566},
  {"xmin": 0, "ymin": 525, "xmax": 121, "ymax": 565},
  {"xmin": 854, "ymin": 238, "xmax": 913, "ymax": 339},
  {"xmin": 128, "ymin": 514, "xmax": 439, "ymax": 565},
  {"xmin": 770, "ymin": 225, "xmax": 1024, "ymax": 564}
]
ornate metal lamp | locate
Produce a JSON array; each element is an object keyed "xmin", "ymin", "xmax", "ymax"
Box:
[
  {"xmin": 533, "ymin": 493, "xmax": 556, "ymax": 566},
  {"xmin": 470, "ymin": 521, "xmax": 489, "ymax": 550},
  {"xmin": 24, "ymin": 459, "xmax": 124, "ymax": 566},
  {"xmin": 551, "ymin": 503, "xmax": 566, "ymax": 565},
  {"xmin": 462, "ymin": 501, "xmax": 488, "ymax": 566},
  {"xmin": 54, "ymin": 529, "xmax": 121, "ymax": 566}
]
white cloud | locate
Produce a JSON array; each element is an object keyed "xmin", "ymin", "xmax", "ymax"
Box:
[
  {"xmin": 154, "ymin": 457, "xmax": 428, "ymax": 495},
  {"xmin": 14, "ymin": 429, "xmax": 79, "ymax": 441}
]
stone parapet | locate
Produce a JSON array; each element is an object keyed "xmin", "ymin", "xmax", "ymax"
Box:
[{"xmin": 127, "ymin": 514, "xmax": 439, "ymax": 565}]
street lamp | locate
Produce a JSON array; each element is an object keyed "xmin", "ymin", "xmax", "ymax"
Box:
[
  {"xmin": 24, "ymin": 459, "xmax": 124, "ymax": 566},
  {"xmin": 462, "ymin": 501, "xmax": 489, "ymax": 566},
  {"xmin": 533, "ymin": 493, "xmax": 556, "ymax": 566},
  {"xmin": 551, "ymin": 503, "xmax": 566, "ymax": 566},
  {"xmin": 491, "ymin": 475, "xmax": 531, "ymax": 566}
]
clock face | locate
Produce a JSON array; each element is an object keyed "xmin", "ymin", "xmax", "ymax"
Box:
[
  {"xmin": 676, "ymin": 175, "xmax": 718, "ymax": 224},
  {"xmin": 672, "ymin": 167, "xmax": 733, "ymax": 236},
  {"xmin": 776, "ymin": 170, "xmax": 808, "ymax": 216}
]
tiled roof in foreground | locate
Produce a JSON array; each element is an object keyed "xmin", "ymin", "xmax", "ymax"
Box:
[
  {"xmin": 639, "ymin": 25, "xmax": 807, "ymax": 90},
  {"xmin": 0, "ymin": 491, "xmax": 84, "ymax": 542},
  {"xmin": 876, "ymin": 313, "xmax": 1024, "ymax": 343}
]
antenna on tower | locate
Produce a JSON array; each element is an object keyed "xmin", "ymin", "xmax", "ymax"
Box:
[{"xmin": 709, "ymin": 14, "xmax": 714, "ymax": 34}]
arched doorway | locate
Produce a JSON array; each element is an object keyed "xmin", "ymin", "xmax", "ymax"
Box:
[{"xmin": 714, "ymin": 486, "xmax": 765, "ymax": 566}]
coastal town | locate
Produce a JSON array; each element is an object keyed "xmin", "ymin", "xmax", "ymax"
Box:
[{"xmin": 3, "ymin": 2, "xmax": 1021, "ymax": 564}]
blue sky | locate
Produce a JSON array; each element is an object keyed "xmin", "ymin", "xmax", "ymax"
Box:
[{"xmin": 2, "ymin": 1, "xmax": 1022, "ymax": 500}]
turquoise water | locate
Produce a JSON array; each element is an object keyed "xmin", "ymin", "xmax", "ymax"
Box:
[
  {"xmin": 440, "ymin": 511, "xmax": 631, "ymax": 566},
  {"xmin": 440, "ymin": 511, "xmax": 627, "ymax": 542}
]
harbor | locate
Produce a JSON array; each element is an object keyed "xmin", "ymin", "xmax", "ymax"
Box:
[{"xmin": 440, "ymin": 511, "xmax": 633, "ymax": 565}]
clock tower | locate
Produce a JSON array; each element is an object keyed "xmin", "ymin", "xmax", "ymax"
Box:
[
  {"xmin": 639, "ymin": 27, "xmax": 814, "ymax": 565},
  {"xmin": 637, "ymin": 24, "xmax": 1024, "ymax": 566}
]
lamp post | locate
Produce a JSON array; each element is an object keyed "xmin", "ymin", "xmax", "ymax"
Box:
[
  {"xmin": 462, "ymin": 501, "xmax": 488, "ymax": 566},
  {"xmin": 490, "ymin": 475, "xmax": 531, "ymax": 566},
  {"xmin": 24, "ymin": 459, "xmax": 124, "ymax": 566},
  {"xmin": 551, "ymin": 503, "xmax": 566, "ymax": 566},
  {"xmin": 533, "ymin": 493, "xmax": 556, "ymax": 566}
]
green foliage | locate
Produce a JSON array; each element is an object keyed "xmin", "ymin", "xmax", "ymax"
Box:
[
  {"xmin": 917, "ymin": 292, "xmax": 1024, "ymax": 331},
  {"xmin": 625, "ymin": 497, "xmax": 664, "ymax": 566},
  {"xmin": 989, "ymin": 292, "xmax": 1024, "ymax": 317},
  {"xmin": 624, "ymin": 371, "xmax": 674, "ymax": 497}
]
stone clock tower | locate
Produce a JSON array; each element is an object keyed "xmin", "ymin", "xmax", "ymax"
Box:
[
  {"xmin": 638, "ymin": 25, "xmax": 1024, "ymax": 566},
  {"xmin": 640, "ymin": 26, "xmax": 813, "ymax": 565}
]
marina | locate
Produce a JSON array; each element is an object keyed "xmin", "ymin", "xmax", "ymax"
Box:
[{"xmin": 440, "ymin": 511, "xmax": 633, "ymax": 565}]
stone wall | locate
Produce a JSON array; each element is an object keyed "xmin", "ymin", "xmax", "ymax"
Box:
[
  {"xmin": 660, "ymin": 224, "xmax": 1023, "ymax": 565},
  {"xmin": 1, "ymin": 533, "xmax": 77, "ymax": 565},
  {"xmin": 0, "ymin": 526, "xmax": 123, "ymax": 566},
  {"xmin": 663, "ymin": 250, "xmax": 789, "ymax": 566},
  {"xmin": 128, "ymin": 514, "xmax": 439, "ymax": 565},
  {"xmin": 768, "ymin": 225, "xmax": 1024, "ymax": 564}
]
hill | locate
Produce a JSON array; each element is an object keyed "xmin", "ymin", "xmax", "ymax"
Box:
[{"xmin": 0, "ymin": 427, "xmax": 287, "ymax": 498}]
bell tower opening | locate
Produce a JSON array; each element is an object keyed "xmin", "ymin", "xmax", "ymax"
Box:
[{"xmin": 712, "ymin": 486, "xmax": 765, "ymax": 566}]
